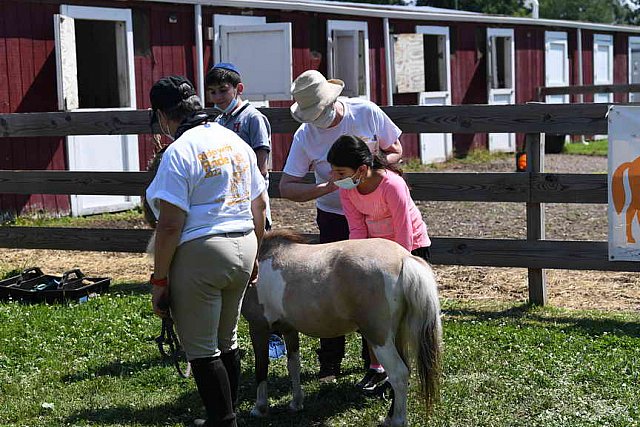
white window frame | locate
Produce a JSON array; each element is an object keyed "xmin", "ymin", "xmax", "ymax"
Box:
[
  {"xmin": 59, "ymin": 5, "xmax": 136, "ymax": 111},
  {"xmin": 593, "ymin": 33, "xmax": 614, "ymax": 103},
  {"xmin": 487, "ymin": 27, "xmax": 516, "ymax": 93},
  {"xmin": 544, "ymin": 31, "xmax": 570, "ymax": 103},
  {"xmin": 213, "ymin": 14, "xmax": 266, "ymax": 65},
  {"xmin": 628, "ymin": 36, "xmax": 640, "ymax": 102},
  {"xmin": 416, "ymin": 25, "xmax": 452, "ymax": 100},
  {"xmin": 327, "ymin": 20, "xmax": 370, "ymax": 99}
]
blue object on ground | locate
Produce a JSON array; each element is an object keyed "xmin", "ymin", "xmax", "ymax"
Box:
[{"xmin": 268, "ymin": 334, "xmax": 287, "ymax": 359}]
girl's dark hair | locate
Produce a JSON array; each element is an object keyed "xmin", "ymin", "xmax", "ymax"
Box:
[
  {"xmin": 327, "ymin": 135, "xmax": 402, "ymax": 175},
  {"xmin": 162, "ymin": 95, "xmax": 203, "ymax": 123}
]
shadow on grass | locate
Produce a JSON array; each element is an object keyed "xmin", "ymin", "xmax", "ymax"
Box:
[
  {"xmin": 108, "ymin": 281, "xmax": 150, "ymax": 296},
  {"xmin": 63, "ymin": 375, "xmax": 376, "ymax": 426},
  {"xmin": 62, "ymin": 354, "xmax": 168, "ymax": 383},
  {"xmin": 444, "ymin": 303, "xmax": 640, "ymax": 338}
]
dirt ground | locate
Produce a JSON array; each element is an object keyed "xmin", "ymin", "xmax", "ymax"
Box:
[{"xmin": 2, "ymin": 153, "xmax": 639, "ymax": 312}]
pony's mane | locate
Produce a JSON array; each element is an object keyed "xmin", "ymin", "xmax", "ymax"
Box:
[
  {"xmin": 259, "ymin": 229, "xmax": 308, "ymax": 259},
  {"xmin": 263, "ymin": 229, "xmax": 308, "ymax": 244}
]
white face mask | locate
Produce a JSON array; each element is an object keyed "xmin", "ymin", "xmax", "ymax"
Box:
[
  {"xmin": 215, "ymin": 95, "xmax": 238, "ymax": 115},
  {"xmin": 334, "ymin": 174, "xmax": 361, "ymax": 190},
  {"xmin": 312, "ymin": 104, "xmax": 336, "ymax": 129}
]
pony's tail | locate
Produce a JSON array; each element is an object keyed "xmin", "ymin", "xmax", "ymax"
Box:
[
  {"xmin": 612, "ymin": 162, "xmax": 631, "ymax": 214},
  {"xmin": 398, "ymin": 256, "xmax": 443, "ymax": 416}
]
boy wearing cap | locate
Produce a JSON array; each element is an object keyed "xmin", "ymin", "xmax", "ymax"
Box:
[
  {"xmin": 205, "ymin": 63, "xmax": 272, "ymax": 228},
  {"xmin": 279, "ymin": 70, "xmax": 403, "ymax": 383}
]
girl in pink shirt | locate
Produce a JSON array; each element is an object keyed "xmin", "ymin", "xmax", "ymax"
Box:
[{"xmin": 327, "ymin": 134, "xmax": 432, "ymax": 394}]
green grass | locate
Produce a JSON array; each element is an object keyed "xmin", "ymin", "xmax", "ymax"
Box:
[
  {"xmin": 3, "ymin": 208, "xmax": 144, "ymax": 227},
  {"xmin": 563, "ymin": 139, "xmax": 608, "ymax": 156},
  {"xmin": 402, "ymin": 150, "xmax": 513, "ymax": 172},
  {"xmin": 1, "ymin": 290, "xmax": 638, "ymax": 427}
]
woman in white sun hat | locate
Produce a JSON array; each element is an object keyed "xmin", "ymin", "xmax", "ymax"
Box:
[{"xmin": 279, "ymin": 69, "xmax": 403, "ymax": 385}]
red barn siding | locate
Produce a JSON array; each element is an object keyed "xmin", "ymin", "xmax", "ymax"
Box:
[
  {"xmin": 0, "ymin": 1, "xmax": 69, "ymax": 217},
  {"xmin": 581, "ymin": 31, "xmax": 595, "ymax": 103},
  {"xmin": 135, "ymin": 3, "xmax": 196, "ymax": 172},
  {"xmin": 614, "ymin": 33, "xmax": 628, "ymax": 103},
  {"xmin": 1, "ymin": 0, "xmax": 637, "ymax": 215},
  {"xmin": 515, "ymin": 26, "xmax": 544, "ymax": 149},
  {"xmin": 0, "ymin": 0, "xmax": 198, "ymax": 216},
  {"xmin": 451, "ymin": 22, "xmax": 487, "ymax": 155}
]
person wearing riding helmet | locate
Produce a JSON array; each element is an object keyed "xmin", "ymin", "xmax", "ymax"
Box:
[
  {"xmin": 327, "ymin": 134, "xmax": 431, "ymax": 394},
  {"xmin": 146, "ymin": 75, "xmax": 267, "ymax": 427}
]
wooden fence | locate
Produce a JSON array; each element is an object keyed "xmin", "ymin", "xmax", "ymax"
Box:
[{"xmin": 1, "ymin": 103, "xmax": 638, "ymax": 306}]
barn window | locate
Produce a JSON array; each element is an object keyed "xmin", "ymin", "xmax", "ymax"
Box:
[
  {"xmin": 74, "ymin": 19, "xmax": 127, "ymax": 108},
  {"xmin": 327, "ymin": 20, "xmax": 370, "ymax": 99},
  {"xmin": 423, "ymin": 34, "xmax": 447, "ymax": 92},
  {"xmin": 488, "ymin": 35, "xmax": 513, "ymax": 89}
]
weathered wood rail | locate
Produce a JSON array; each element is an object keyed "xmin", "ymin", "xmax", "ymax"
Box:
[
  {"xmin": 1, "ymin": 103, "xmax": 637, "ymax": 306},
  {"xmin": 537, "ymin": 83, "xmax": 640, "ymax": 100}
]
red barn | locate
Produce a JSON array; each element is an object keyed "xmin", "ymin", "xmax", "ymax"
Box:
[{"xmin": 1, "ymin": 0, "xmax": 639, "ymax": 216}]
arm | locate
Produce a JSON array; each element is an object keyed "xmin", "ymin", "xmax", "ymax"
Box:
[
  {"xmin": 251, "ymin": 190, "xmax": 267, "ymax": 246},
  {"xmin": 152, "ymin": 200, "xmax": 186, "ymax": 317},
  {"xmin": 340, "ymin": 191, "xmax": 368, "ymax": 240},
  {"xmin": 249, "ymin": 189, "xmax": 267, "ymax": 284},
  {"xmin": 381, "ymin": 140, "xmax": 403, "ymax": 165},
  {"xmin": 385, "ymin": 178, "xmax": 415, "ymax": 251},
  {"xmin": 255, "ymin": 148, "xmax": 270, "ymax": 177},
  {"xmin": 279, "ymin": 173, "xmax": 337, "ymax": 202}
]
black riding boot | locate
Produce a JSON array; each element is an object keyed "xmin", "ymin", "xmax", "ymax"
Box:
[
  {"xmin": 220, "ymin": 348, "xmax": 242, "ymax": 410},
  {"xmin": 190, "ymin": 356, "xmax": 237, "ymax": 427},
  {"xmin": 316, "ymin": 336, "xmax": 345, "ymax": 381}
]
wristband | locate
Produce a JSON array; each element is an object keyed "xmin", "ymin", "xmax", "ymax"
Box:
[{"xmin": 150, "ymin": 274, "xmax": 168, "ymax": 287}]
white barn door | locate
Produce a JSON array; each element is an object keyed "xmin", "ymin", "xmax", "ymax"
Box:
[
  {"xmin": 594, "ymin": 34, "xmax": 614, "ymax": 104},
  {"xmin": 629, "ymin": 36, "xmax": 640, "ymax": 103},
  {"xmin": 55, "ymin": 5, "xmax": 139, "ymax": 216},
  {"xmin": 545, "ymin": 31, "xmax": 569, "ymax": 104},
  {"xmin": 219, "ymin": 23, "xmax": 292, "ymax": 101},
  {"xmin": 327, "ymin": 20, "xmax": 370, "ymax": 99},
  {"xmin": 487, "ymin": 28, "xmax": 516, "ymax": 152},
  {"xmin": 416, "ymin": 25, "xmax": 452, "ymax": 164}
]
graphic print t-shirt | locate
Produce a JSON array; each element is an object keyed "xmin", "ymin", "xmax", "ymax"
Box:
[{"xmin": 146, "ymin": 122, "xmax": 266, "ymax": 245}]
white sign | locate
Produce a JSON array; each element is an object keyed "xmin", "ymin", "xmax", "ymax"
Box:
[{"xmin": 608, "ymin": 105, "xmax": 640, "ymax": 261}]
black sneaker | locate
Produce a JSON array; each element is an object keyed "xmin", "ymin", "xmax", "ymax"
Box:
[
  {"xmin": 361, "ymin": 371, "xmax": 388, "ymax": 394},
  {"xmin": 355, "ymin": 369, "xmax": 377, "ymax": 389}
]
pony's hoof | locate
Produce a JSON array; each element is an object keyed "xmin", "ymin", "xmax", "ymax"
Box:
[
  {"xmin": 288, "ymin": 401, "xmax": 304, "ymax": 412},
  {"xmin": 379, "ymin": 417, "xmax": 405, "ymax": 427},
  {"xmin": 250, "ymin": 405, "xmax": 269, "ymax": 418}
]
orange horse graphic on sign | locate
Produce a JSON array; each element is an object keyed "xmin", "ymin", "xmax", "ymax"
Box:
[{"xmin": 612, "ymin": 156, "xmax": 640, "ymax": 244}]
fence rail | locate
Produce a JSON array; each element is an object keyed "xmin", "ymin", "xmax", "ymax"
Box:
[
  {"xmin": 537, "ymin": 83, "xmax": 640, "ymax": 100},
  {"xmin": 0, "ymin": 103, "xmax": 621, "ymax": 137},
  {"xmin": 0, "ymin": 171, "xmax": 608, "ymax": 203},
  {"xmin": 0, "ymin": 103, "xmax": 634, "ymax": 305}
]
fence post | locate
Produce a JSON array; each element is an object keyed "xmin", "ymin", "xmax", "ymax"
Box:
[{"xmin": 526, "ymin": 133, "xmax": 548, "ymax": 305}]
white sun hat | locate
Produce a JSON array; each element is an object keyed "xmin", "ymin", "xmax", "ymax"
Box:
[{"xmin": 290, "ymin": 70, "xmax": 344, "ymax": 123}]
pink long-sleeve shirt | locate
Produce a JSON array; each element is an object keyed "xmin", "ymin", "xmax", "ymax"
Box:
[{"xmin": 339, "ymin": 170, "xmax": 430, "ymax": 251}]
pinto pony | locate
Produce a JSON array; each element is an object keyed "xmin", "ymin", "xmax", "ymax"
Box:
[
  {"xmin": 242, "ymin": 230, "xmax": 443, "ymax": 427},
  {"xmin": 612, "ymin": 156, "xmax": 640, "ymax": 244}
]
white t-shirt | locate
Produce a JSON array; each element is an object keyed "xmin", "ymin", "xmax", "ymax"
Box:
[
  {"xmin": 146, "ymin": 122, "xmax": 266, "ymax": 245},
  {"xmin": 283, "ymin": 97, "xmax": 402, "ymax": 215}
]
